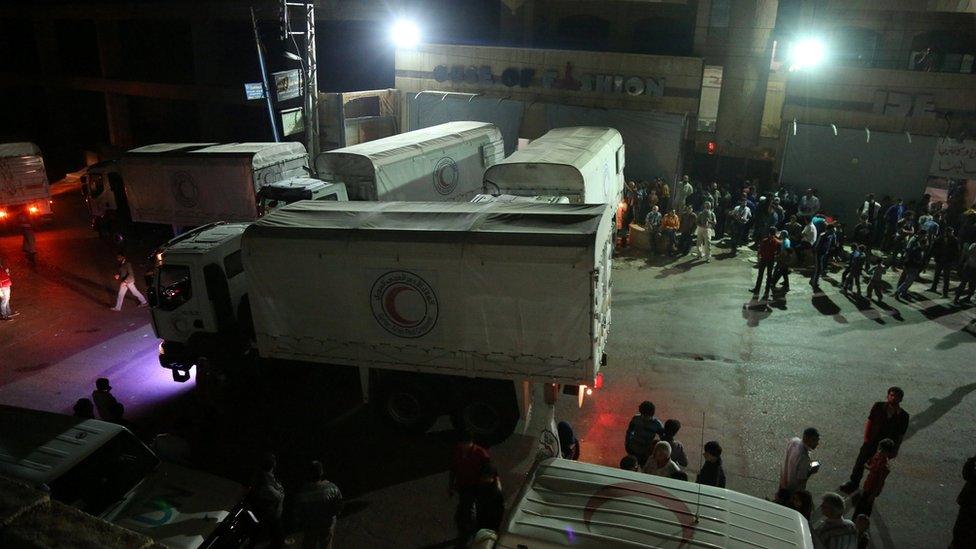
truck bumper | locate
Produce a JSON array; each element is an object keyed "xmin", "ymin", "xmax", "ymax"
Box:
[{"xmin": 158, "ymin": 341, "xmax": 194, "ymax": 383}]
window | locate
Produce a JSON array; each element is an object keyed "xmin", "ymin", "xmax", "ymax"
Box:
[
  {"xmin": 156, "ymin": 265, "xmax": 192, "ymax": 311},
  {"xmin": 316, "ymin": 193, "xmax": 339, "ymax": 201},
  {"xmin": 223, "ymin": 250, "xmax": 244, "ymax": 278},
  {"xmin": 50, "ymin": 431, "xmax": 159, "ymax": 516},
  {"xmin": 697, "ymin": 66, "xmax": 723, "ymax": 132}
]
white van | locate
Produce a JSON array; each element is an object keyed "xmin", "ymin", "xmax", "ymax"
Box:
[
  {"xmin": 483, "ymin": 127, "xmax": 625, "ymax": 205},
  {"xmin": 486, "ymin": 458, "xmax": 813, "ymax": 549},
  {"xmin": 0, "ymin": 405, "xmax": 256, "ymax": 548}
]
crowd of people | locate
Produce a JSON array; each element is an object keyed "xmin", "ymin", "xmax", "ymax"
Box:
[{"xmin": 620, "ymin": 176, "xmax": 976, "ymax": 306}]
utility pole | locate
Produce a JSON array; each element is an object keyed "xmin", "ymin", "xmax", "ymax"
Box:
[
  {"xmin": 252, "ymin": 7, "xmax": 281, "ymax": 142},
  {"xmin": 281, "ymin": 1, "xmax": 319, "ymax": 169}
]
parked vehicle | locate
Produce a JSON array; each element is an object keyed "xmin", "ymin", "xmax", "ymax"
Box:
[
  {"xmin": 0, "ymin": 405, "xmax": 257, "ymax": 548},
  {"xmin": 478, "ymin": 457, "xmax": 814, "ymax": 549},
  {"xmin": 149, "ymin": 200, "xmax": 614, "ymax": 443},
  {"xmin": 80, "ymin": 159, "xmax": 128, "ymax": 233},
  {"xmin": 0, "ymin": 142, "xmax": 52, "ymax": 223},
  {"xmin": 315, "ymin": 121, "xmax": 505, "ymax": 202},
  {"xmin": 118, "ymin": 142, "xmax": 342, "ymax": 228},
  {"xmin": 483, "ymin": 127, "xmax": 626, "ymax": 205}
]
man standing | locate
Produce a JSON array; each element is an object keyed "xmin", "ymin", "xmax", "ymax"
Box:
[
  {"xmin": 625, "ymin": 400, "xmax": 665, "ymax": 467},
  {"xmin": 777, "ymin": 427, "xmax": 821, "ymax": 503},
  {"xmin": 296, "ymin": 460, "xmax": 343, "ymax": 549},
  {"xmin": 729, "ymin": 198, "xmax": 752, "ymax": 255},
  {"xmin": 112, "ymin": 253, "xmax": 147, "ymax": 311},
  {"xmin": 813, "ymin": 493, "xmax": 857, "ymax": 548},
  {"xmin": 645, "ymin": 205, "xmax": 662, "ymax": 256},
  {"xmin": 794, "ymin": 216, "xmax": 818, "ymax": 267},
  {"xmin": 92, "ymin": 377, "xmax": 123, "ymax": 423},
  {"xmin": 252, "ymin": 453, "xmax": 285, "ymax": 548},
  {"xmin": 799, "ymin": 188, "xmax": 821, "ymax": 218},
  {"xmin": 840, "ymin": 387, "xmax": 909, "ymax": 495},
  {"xmin": 810, "ymin": 225, "xmax": 835, "ymax": 291},
  {"xmin": 753, "ymin": 227, "xmax": 781, "ymax": 299},
  {"xmin": 678, "ymin": 205, "xmax": 697, "ymax": 257},
  {"xmin": 858, "ymin": 193, "xmax": 881, "ymax": 226},
  {"xmin": 661, "ymin": 209, "xmax": 680, "ymax": 256},
  {"xmin": 695, "ymin": 202, "xmax": 716, "ymax": 262},
  {"xmin": 0, "ymin": 257, "xmax": 16, "ymax": 321},
  {"xmin": 883, "ymin": 198, "xmax": 906, "ymax": 251},
  {"xmin": 674, "ymin": 175, "xmax": 694, "ymax": 213},
  {"xmin": 449, "ymin": 432, "xmax": 491, "ymax": 547},
  {"xmin": 954, "ymin": 241, "xmax": 976, "ymax": 305},
  {"xmin": 895, "ymin": 235, "xmax": 927, "ymax": 301}
]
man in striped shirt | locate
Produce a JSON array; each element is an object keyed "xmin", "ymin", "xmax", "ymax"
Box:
[{"xmin": 813, "ymin": 492, "xmax": 857, "ymax": 549}]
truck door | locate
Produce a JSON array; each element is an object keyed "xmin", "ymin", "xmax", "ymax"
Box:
[{"xmin": 203, "ymin": 263, "xmax": 235, "ymax": 335}]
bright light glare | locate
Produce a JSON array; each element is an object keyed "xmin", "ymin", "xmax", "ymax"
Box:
[
  {"xmin": 28, "ymin": 206, "xmax": 38, "ymax": 214},
  {"xmin": 788, "ymin": 38, "xmax": 826, "ymax": 71},
  {"xmin": 390, "ymin": 19, "xmax": 420, "ymax": 49}
]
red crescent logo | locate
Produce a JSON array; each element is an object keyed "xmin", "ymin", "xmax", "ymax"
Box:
[
  {"xmin": 583, "ymin": 481, "xmax": 696, "ymax": 544},
  {"xmin": 383, "ymin": 284, "xmax": 422, "ymax": 327}
]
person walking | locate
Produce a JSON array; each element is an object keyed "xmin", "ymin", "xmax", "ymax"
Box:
[
  {"xmin": 883, "ymin": 198, "xmax": 906, "ymax": 252},
  {"xmin": 296, "ymin": 460, "xmax": 343, "ymax": 549},
  {"xmin": 866, "ymin": 257, "xmax": 888, "ymax": 303},
  {"xmin": 840, "ymin": 387, "xmax": 909, "ymax": 495},
  {"xmin": 695, "ymin": 201, "xmax": 716, "ymax": 261},
  {"xmin": 697, "ymin": 441, "xmax": 726, "ymax": 488},
  {"xmin": 813, "ymin": 493, "xmax": 858, "ymax": 548},
  {"xmin": 841, "ymin": 245, "xmax": 867, "ymax": 295},
  {"xmin": 252, "ymin": 453, "xmax": 286, "ymax": 548},
  {"xmin": 661, "ymin": 209, "xmax": 680, "ymax": 256},
  {"xmin": 950, "ymin": 455, "xmax": 976, "ymax": 549},
  {"xmin": 642, "ymin": 441, "xmax": 681, "ymax": 477},
  {"xmin": 770, "ymin": 230, "xmax": 794, "ymax": 292},
  {"xmin": 91, "ymin": 377, "xmax": 123, "ymax": 423},
  {"xmin": 895, "ymin": 236, "xmax": 927, "ymax": 301},
  {"xmin": 752, "ymin": 227, "xmax": 781, "ymax": 299},
  {"xmin": 678, "ymin": 205, "xmax": 697, "ymax": 256},
  {"xmin": 929, "ymin": 228, "xmax": 960, "ymax": 297},
  {"xmin": 810, "ymin": 225, "xmax": 835, "ymax": 291},
  {"xmin": 111, "ymin": 253, "xmax": 148, "ymax": 311},
  {"xmin": 954, "ymin": 241, "xmax": 976, "ymax": 305},
  {"xmin": 729, "ymin": 198, "xmax": 752, "ymax": 255},
  {"xmin": 0, "ymin": 257, "xmax": 16, "ymax": 320},
  {"xmin": 450, "ymin": 432, "xmax": 491, "ymax": 547},
  {"xmin": 777, "ymin": 427, "xmax": 821, "ymax": 503},
  {"xmin": 851, "ymin": 438, "xmax": 896, "ymax": 518},
  {"xmin": 625, "ymin": 400, "xmax": 665, "ymax": 467}
]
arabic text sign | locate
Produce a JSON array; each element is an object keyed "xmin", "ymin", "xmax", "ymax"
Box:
[{"xmin": 930, "ymin": 138, "xmax": 976, "ymax": 179}]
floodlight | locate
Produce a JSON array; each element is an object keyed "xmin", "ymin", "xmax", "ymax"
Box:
[
  {"xmin": 787, "ymin": 38, "xmax": 826, "ymax": 71},
  {"xmin": 391, "ymin": 19, "xmax": 421, "ymax": 49}
]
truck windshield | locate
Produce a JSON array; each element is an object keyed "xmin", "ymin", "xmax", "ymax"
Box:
[
  {"xmin": 49, "ymin": 430, "xmax": 160, "ymax": 516},
  {"xmin": 157, "ymin": 265, "xmax": 193, "ymax": 311}
]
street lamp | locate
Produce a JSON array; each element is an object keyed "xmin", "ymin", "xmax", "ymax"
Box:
[
  {"xmin": 390, "ymin": 19, "xmax": 421, "ymax": 49},
  {"xmin": 787, "ymin": 38, "xmax": 827, "ymax": 71}
]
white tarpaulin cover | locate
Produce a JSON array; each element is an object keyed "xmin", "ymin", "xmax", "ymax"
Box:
[
  {"xmin": 0, "ymin": 142, "xmax": 49, "ymax": 208},
  {"xmin": 242, "ymin": 200, "xmax": 613, "ymax": 384},
  {"xmin": 122, "ymin": 142, "xmax": 309, "ymax": 225},
  {"xmin": 406, "ymin": 92, "xmax": 525, "ymax": 155},
  {"xmin": 484, "ymin": 127, "xmax": 625, "ymax": 204},
  {"xmin": 315, "ymin": 121, "xmax": 505, "ymax": 202},
  {"xmin": 499, "ymin": 458, "xmax": 814, "ymax": 549}
]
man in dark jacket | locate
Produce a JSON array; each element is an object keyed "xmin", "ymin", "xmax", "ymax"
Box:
[
  {"xmin": 111, "ymin": 253, "xmax": 147, "ymax": 311},
  {"xmin": 252, "ymin": 453, "xmax": 285, "ymax": 548},
  {"xmin": 625, "ymin": 401, "xmax": 665, "ymax": 467},
  {"xmin": 752, "ymin": 227, "xmax": 781, "ymax": 298},
  {"xmin": 810, "ymin": 225, "xmax": 835, "ymax": 291},
  {"xmin": 929, "ymin": 228, "xmax": 960, "ymax": 297},
  {"xmin": 840, "ymin": 387, "xmax": 909, "ymax": 494},
  {"xmin": 697, "ymin": 441, "xmax": 726, "ymax": 488},
  {"xmin": 678, "ymin": 206, "xmax": 698, "ymax": 256},
  {"xmin": 951, "ymin": 455, "xmax": 976, "ymax": 549}
]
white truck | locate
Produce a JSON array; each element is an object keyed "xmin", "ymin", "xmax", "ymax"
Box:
[
  {"xmin": 117, "ymin": 142, "xmax": 344, "ymax": 228},
  {"xmin": 0, "ymin": 405, "xmax": 257, "ymax": 549},
  {"xmin": 0, "ymin": 142, "xmax": 52, "ymax": 223},
  {"xmin": 315, "ymin": 121, "xmax": 505, "ymax": 202},
  {"xmin": 476, "ymin": 458, "xmax": 814, "ymax": 549},
  {"xmin": 483, "ymin": 127, "xmax": 626, "ymax": 205},
  {"xmin": 148, "ymin": 200, "xmax": 613, "ymax": 443}
]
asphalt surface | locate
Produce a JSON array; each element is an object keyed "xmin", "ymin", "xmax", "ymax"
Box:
[{"xmin": 1, "ymin": 189, "xmax": 974, "ymax": 548}]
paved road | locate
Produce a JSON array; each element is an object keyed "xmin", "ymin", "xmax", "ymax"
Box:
[{"xmin": 2, "ymin": 191, "xmax": 974, "ymax": 547}]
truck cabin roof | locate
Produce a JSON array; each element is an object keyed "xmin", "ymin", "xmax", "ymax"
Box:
[
  {"xmin": 158, "ymin": 222, "xmax": 249, "ymax": 255},
  {"xmin": 247, "ymin": 200, "xmax": 613, "ymax": 247},
  {"xmin": 489, "ymin": 126, "xmax": 621, "ymax": 171}
]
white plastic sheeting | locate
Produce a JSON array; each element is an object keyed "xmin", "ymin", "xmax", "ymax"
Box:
[
  {"xmin": 406, "ymin": 92, "xmax": 525, "ymax": 155},
  {"xmin": 0, "ymin": 142, "xmax": 49, "ymax": 208},
  {"xmin": 242, "ymin": 200, "xmax": 614, "ymax": 385},
  {"xmin": 483, "ymin": 127, "xmax": 625, "ymax": 204},
  {"xmin": 315, "ymin": 121, "xmax": 505, "ymax": 202},
  {"xmin": 0, "ymin": 142, "xmax": 42, "ymax": 158},
  {"xmin": 121, "ymin": 142, "xmax": 309, "ymax": 225}
]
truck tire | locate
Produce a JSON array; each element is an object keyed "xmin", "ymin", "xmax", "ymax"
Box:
[
  {"xmin": 377, "ymin": 382, "xmax": 437, "ymax": 434},
  {"xmin": 450, "ymin": 391, "xmax": 519, "ymax": 446}
]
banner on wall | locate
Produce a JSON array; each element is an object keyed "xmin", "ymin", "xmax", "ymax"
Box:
[{"xmin": 930, "ymin": 138, "xmax": 976, "ymax": 179}]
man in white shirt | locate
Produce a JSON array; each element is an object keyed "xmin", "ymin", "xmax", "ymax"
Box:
[
  {"xmin": 813, "ymin": 492, "xmax": 857, "ymax": 549},
  {"xmin": 858, "ymin": 193, "xmax": 881, "ymax": 225},
  {"xmin": 729, "ymin": 198, "xmax": 752, "ymax": 255},
  {"xmin": 799, "ymin": 188, "xmax": 821, "ymax": 217},
  {"xmin": 777, "ymin": 427, "xmax": 820, "ymax": 503}
]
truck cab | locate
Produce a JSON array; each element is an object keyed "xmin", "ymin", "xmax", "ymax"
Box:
[
  {"xmin": 256, "ymin": 177, "xmax": 347, "ymax": 217},
  {"xmin": 147, "ymin": 223, "xmax": 251, "ymax": 382},
  {"xmin": 80, "ymin": 159, "xmax": 129, "ymax": 230}
]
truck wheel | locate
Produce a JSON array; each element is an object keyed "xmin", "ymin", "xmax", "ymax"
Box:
[
  {"xmin": 379, "ymin": 382, "xmax": 436, "ymax": 434},
  {"xmin": 450, "ymin": 393, "xmax": 519, "ymax": 445}
]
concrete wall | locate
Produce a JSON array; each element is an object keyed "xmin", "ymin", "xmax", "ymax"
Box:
[{"xmin": 780, "ymin": 123, "xmax": 936, "ymax": 224}]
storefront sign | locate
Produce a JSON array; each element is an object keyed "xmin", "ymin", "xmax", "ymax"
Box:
[
  {"xmin": 930, "ymin": 138, "xmax": 976, "ymax": 178},
  {"xmin": 431, "ymin": 62, "xmax": 666, "ymax": 97},
  {"xmin": 273, "ymin": 69, "xmax": 302, "ymax": 101}
]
